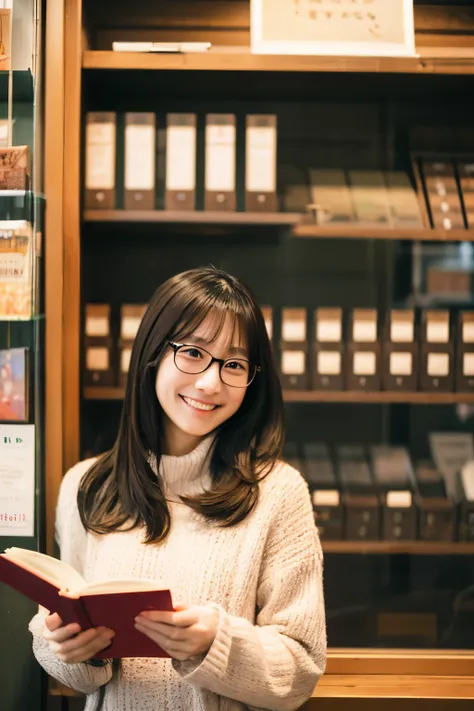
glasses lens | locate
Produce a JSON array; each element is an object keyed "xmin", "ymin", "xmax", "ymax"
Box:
[
  {"xmin": 175, "ymin": 345, "xmax": 212, "ymax": 374},
  {"xmin": 220, "ymin": 359, "xmax": 255, "ymax": 387}
]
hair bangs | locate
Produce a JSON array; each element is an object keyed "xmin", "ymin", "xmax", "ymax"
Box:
[{"xmin": 171, "ymin": 289, "xmax": 257, "ymax": 360}]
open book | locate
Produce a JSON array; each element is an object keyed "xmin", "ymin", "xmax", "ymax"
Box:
[{"xmin": 0, "ymin": 547, "xmax": 174, "ymax": 659}]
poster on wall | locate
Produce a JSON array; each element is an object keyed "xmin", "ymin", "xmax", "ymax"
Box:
[
  {"xmin": 251, "ymin": 0, "xmax": 416, "ymax": 57},
  {"xmin": 0, "ymin": 424, "xmax": 35, "ymax": 537}
]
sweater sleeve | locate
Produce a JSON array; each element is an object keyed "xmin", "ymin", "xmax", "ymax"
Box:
[
  {"xmin": 172, "ymin": 467, "xmax": 327, "ymax": 711},
  {"xmin": 28, "ymin": 459, "xmax": 113, "ymax": 695}
]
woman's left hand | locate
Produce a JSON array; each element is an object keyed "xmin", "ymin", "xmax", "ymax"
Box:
[{"xmin": 135, "ymin": 604, "xmax": 220, "ymax": 661}]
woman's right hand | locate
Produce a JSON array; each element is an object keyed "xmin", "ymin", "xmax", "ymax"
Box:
[{"xmin": 43, "ymin": 612, "xmax": 115, "ymax": 664}]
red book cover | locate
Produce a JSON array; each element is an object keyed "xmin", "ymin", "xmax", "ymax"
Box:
[{"xmin": 0, "ymin": 550, "xmax": 174, "ymax": 658}]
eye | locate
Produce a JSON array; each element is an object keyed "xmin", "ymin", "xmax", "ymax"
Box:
[
  {"xmin": 180, "ymin": 347, "xmax": 204, "ymax": 359},
  {"xmin": 224, "ymin": 360, "xmax": 248, "ymax": 372}
]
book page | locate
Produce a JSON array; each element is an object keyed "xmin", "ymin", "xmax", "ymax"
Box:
[
  {"xmin": 4, "ymin": 547, "xmax": 86, "ymax": 591},
  {"xmin": 80, "ymin": 578, "xmax": 164, "ymax": 595}
]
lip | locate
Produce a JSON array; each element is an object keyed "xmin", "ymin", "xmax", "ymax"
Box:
[{"xmin": 179, "ymin": 395, "xmax": 221, "ymax": 412}]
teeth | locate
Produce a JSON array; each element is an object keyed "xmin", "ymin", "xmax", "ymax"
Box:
[{"xmin": 183, "ymin": 396, "xmax": 216, "ymax": 412}]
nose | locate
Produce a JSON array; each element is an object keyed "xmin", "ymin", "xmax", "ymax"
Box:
[{"xmin": 194, "ymin": 362, "xmax": 222, "ymax": 394}]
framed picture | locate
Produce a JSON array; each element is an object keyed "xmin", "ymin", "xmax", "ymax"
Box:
[{"xmin": 251, "ymin": 0, "xmax": 416, "ymax": 58}]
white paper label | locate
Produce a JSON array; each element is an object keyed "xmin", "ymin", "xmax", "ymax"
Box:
[
  {"xmin": 386, "ymin": 490, "xmax": 412, "ymax": 508},
  {"xmin": 391, "ymin": 320, "xmax": 414, "ymax": 343},
  {"xmin": 353, "ymin": 351, "xmax": 376, "ymax": 376},
  {"xmin": 205, "ymin": 123, "xmax": 236, "ymax": 192},
  {"xmin": 463, "ymin": 353, "xmax": 474, "ymax": 376},
  {"xmin": 390, "ymin": 352, "xmax": 412, "ymax": 376},
  {"xmin": 318, "ymin": 350, "xmax": 341, "ymax": 375},
  {"xmin": 121, "ymin": 347, "xmax": 132, "ymax": 374},
  {"xmin": 166, "ymin": 124, "xmax": 196, "ymax": 191},
  {"xmin": 317, "ymin": 319, "xmax": 341, "ymax": 343},
  {"xmin": 427, "ymin": 352, "xmax": 449, "ymax": 377},
  {"xmin": 353, "ymin": 319, "xmax": 377, "ymax": 343},
  {"xmin": 86, "ymin": 347, "xmax": 109, "ymax": 371},
  {"xmin": 313, "ymin": 489, "xmax": 340, "ymax": 507},
  {"xmin": 246, "ymin": 125, "xmax": 276, "ymax": 193},
  {"xmin": 86, "ymin": 122, "xmax": 116, "ymax": 190},
  {"xmin": 463, "ymin": 322, "xmax": 474, "ymax": 344},
  {"xmin": 427, "ymin": 320, "xmax": 449, "ymax": 344},
  {"xmin": 121, "ymin": 315, "xmax": 142, "ymax": 340},
  {"xmin": 125, "ymin": 123, "xmax": 155, "ymax": 191},
  {"xmin": 281, "ymin": 350, "xmax": 305, "ymax": 375},
  {"xmin": 0, "ymin": 424, "xmax": 35, "ymax": 537},
  {"xmin": 86, "ymin": 316, "xmax": 109, "ymax": 337},
  {"xmin": 282, "ymin": 315, "xmax": 306, "ymax": 342}
]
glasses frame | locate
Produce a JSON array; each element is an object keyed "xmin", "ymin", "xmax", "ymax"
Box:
[{"xmin": 168, "ymin": 341, "xmax": 261, "ymax": 388}]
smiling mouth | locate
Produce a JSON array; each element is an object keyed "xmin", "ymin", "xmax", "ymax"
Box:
[{"xmin": 180, "ymin": 395, "xmax": 219, "ymax": 412}]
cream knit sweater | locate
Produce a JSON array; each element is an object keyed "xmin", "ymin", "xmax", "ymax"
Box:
[{"xmin": 29, "ymin": 436, "xmax": 326, "ymax": 711}]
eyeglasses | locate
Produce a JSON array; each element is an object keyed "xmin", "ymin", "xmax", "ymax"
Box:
[{"xmin": 168, "ymin": 341, "xmax": 260, "ymax": 388}]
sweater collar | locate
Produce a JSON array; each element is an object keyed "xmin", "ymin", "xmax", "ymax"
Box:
[{"xmin": 151, "ymin": 434, "xmax": 216, "ymax": 498}]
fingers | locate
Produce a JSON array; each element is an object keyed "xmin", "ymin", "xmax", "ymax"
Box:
[
  {"xmin": 136, "ymin": 617, "xmax": 187, "ymax": 642},
  {"xmin": 139, "ymin": 608, "xmax": 198, "ymax": 627},
  {"xmin": 42, "ymin": 617, "xmax": 115, "ymax": 664},
  {"xmin": 134, "ymin": 622, "xmax": 193, "ymax": 661},
  {"xmin": 51, "ymin": 628, "xmax": 115, "ymax": 664},
  {"xmin": 44, "ymin": 613, "xmax": 66, "ymax": 632},
  {"xmin": 43, "ymin": 621, "xmax": 82, "ymax": 643}
]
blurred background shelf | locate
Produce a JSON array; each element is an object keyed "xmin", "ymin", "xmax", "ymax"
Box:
[
  {"xmin": 83, "ymin": 387, "xmax": 474, "ymax": 404},
  {"xmin": 322, "ymin": 541, "xmax": 474, "ymax": 555}
]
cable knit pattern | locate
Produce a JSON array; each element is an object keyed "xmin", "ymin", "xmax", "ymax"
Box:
[{"xmin": 29, "ymin": 436, "xmax": 326, "ymax": 711}]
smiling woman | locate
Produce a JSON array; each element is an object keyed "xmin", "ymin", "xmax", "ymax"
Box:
[{"xmin": 28, "ymin": 266, "xmax": 327, "ymax": 711}]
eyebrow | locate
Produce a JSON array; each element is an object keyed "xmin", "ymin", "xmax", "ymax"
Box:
[{"xmin": 189, "ymin": 337, "xmax": 248, "ymax": 358}]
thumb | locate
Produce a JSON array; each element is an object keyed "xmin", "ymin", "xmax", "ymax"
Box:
[{"xmin": 44, "ymin": 612, "xmax": 63, "ymax": 631}]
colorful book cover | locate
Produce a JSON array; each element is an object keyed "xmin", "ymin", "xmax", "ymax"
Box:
[
  {"xmin": 0, "ymin": 221, "xmax": 34, "ymax": 320},
  {"xmin": 0, "ymin": 347, "xmax": 28, "ymax": 422}
]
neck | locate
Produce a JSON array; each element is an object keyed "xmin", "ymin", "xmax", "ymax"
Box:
[
  {"xmin": 161, "ymin": 417, "xmax": 207, "ymax": 457},
  {"xmin": 151, "ymin": 433, "xmax": 216, "ymax": 499}
]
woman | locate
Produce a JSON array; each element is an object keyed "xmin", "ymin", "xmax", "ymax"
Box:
[{"xmin": 29, "ymin": 266, "xmax": 326, "ymax": 711}]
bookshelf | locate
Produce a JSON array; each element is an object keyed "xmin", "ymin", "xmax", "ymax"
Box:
[
  {"xmin": 83, "ymin": 387, "xmax": 474, "ymax": 405},
  {"xmin": 82, "ymin": 46, "xmax": 474, "ymax": 76}
]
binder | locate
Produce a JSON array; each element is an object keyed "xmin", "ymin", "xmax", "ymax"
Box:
[
  {"xmin": 124, "ymin": 113, "xmax": 156, "ymax": 210},
  {"xmin": 85, "ymin": 112, "xmax": 116, "ymax": 209},
  {"xmin": 245, "ymin": 115, "xmax": 277, "ymax": 212},
  {"xmin": 165, "ymin": 113, "xmax": 196, "ymax": 211},
  {"xmin": 204, "ymin": 114, "xmax": 236, "ymax": 211}
]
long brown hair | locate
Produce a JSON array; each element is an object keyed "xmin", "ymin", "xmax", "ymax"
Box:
[{"xmin": 78, "ymin": 266, "xmax": 284, "ymax": 543}]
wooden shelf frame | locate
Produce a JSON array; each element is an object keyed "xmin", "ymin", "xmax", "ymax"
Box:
[
  {"xmin": 322, "ymin": 541, "xmax": 474, "ymax": 555},
  {"xmin": 83, "ymin": 209, "xmax": 303, "ymax": 226},
  {"xmin": 45, "ymin": 0, "xmax": 474, "ymax": 689},
  {"xmin": 83, "ymin": 46, "xmax": 474, "ymax": 76},
  {"xmin": 83, "ymin": 210, "xmax": 474, "ymax": 242},
  {"xmin": 83, "ymin": 387, "xmax": 474, "ymax": 405}
]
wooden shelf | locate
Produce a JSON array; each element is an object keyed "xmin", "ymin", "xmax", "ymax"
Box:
[
  {"xmin": 50, "ymin": 672, "xmax": 474, "ymax": 701},
  {"xmin": 282, "ymin": 391, "xmax": 474, "ymax": 404},
  {"xmin": 83, "ymin": 388, "xmax": 474, "ymax": 404},
  {"xmin": 293, "ymin": 224, "xmax": 474, "ymax": 242},
  {"xmin": 83, "ymin": 210, "xmax": 302, "ymax": 226},
  {"xmin": 83, "ymin": 212, "xmax": 474, "ymax": 242},
  {"xmin": 310, "ymin": 674, "xmax": 474, "ymax": 701},
  {"xmin": 83, "ymin": 47, "xmax": 474, "ymax": 75},
  {"xmin": 322, "ymin": 541, "xmax": 474, "ymax": 555}
]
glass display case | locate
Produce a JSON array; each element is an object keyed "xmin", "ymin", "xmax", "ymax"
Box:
[{"xmin": 0, "ymin": 1, "xmax": 45, "ymax": 709}]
